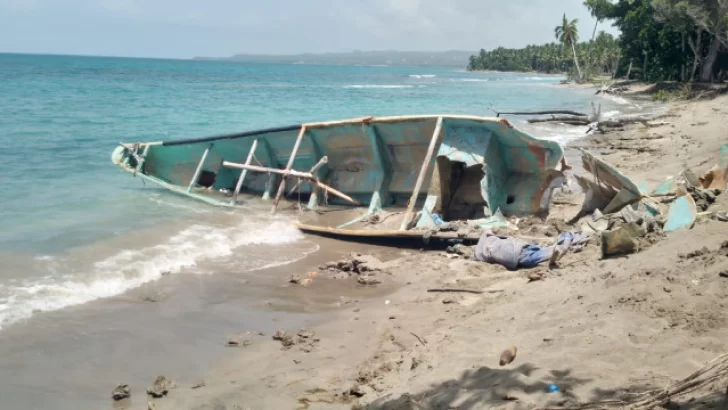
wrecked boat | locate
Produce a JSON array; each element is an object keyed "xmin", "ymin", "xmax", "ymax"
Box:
[{"xmin": 111, "ymin": 115, "xmax": 566, "ymax": 240}]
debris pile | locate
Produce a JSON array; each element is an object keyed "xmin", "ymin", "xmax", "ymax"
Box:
[
  {"xmin": 465, "ymin": 148, "xmax": 728, "ymax": 267},
  {"xmin": 272, "ymin": 328, "xmax": 320, "ymax": 352},
  {"xmin": 317, "ymin": 254, "xmax": 387, "ymax": 284}
]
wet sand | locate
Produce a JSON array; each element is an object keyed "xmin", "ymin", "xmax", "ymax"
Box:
[
  {"xmin": 0, "ymin": 234, "xmax": 398, "ymax": 410},
  {"xmin": 138, "ymin": 93, "xmax": 728, "ymax": 410}
]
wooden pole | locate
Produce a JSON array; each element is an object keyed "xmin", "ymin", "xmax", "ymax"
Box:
[
  {"xmin": 399, "ymin": 117, "xmax": 443, "ymax": 230},
  {"xmin": 231, "ymin": 139, "xmax": 258, "ymax": 205},
  {"xmin": 222, "ymin": 161, "xmax": 361, "ymax": 206},
  {"xmin": 187, "ymin": 144, "xmax": 212, "ymax": 193},
  {"xmin": 272, "ymin": 126, "xmax": 307, "ymax": 213}
]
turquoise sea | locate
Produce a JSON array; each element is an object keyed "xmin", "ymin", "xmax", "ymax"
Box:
[
  {"xmin": 0, "ymin": 53, "xmax": 662, "ymax": 410},
  {"xmin": 0, "ymin": 53, "xmax": 641, "ymax": 330}
]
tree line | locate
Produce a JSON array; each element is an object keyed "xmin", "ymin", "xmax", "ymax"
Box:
[{"xmin": 467, "ymin": 0, "xmax": 728, "ymax": 83}]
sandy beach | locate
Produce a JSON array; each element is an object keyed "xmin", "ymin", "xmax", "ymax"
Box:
[{"xmin": 99, "ymin": 91, "xmax": 728, "ymax": 410}]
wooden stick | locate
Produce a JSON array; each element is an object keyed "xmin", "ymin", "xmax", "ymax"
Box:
[
  {"xmin": 231, "ymin": 139, "xmax": 258, "ymax": 205},
  {"xmin": 400, "ymin": 117, "xmax": 443, "ymax": 230},
  {"xmin": 287, "ymin": 156, "xmax": 328, "ymax": 195},
  {"xmin": 272, "ymin": 126, "xmax": 307, "ymax": 213},
  {"xmin": 410, "ymin": 332, "xmax": 427, "ymax": 346},
  {"xmin": 187, "ymin": 144, "xmax": 212, "ymax": 193},
  {"xmin": 223, "ymin": 161, "xmax": 360, "ymax": 206},
  {"xmin": 427, "ymin": 288, "xmax": 484, "ymax": 294}
]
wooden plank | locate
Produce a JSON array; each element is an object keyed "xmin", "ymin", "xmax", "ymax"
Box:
[
  {"xmin": 222, "ymin": 161, "xmax": 361, "ymax": 206},
  {"xmin": 399, "ymin": 117, "xmax": 443, "ymax": 230},
  {"xmin": 231, "ymin": 139, "xmax": 258, "ymax": 205},
  {"xmin": 272, "ymin": 126, "xmax": 307, "ymax": 213},
  {"xmin": 296, "ymin": 223, "xmax": 481, "ymax": 240},
  {"xmin": 187, "ymin": 144, "xmax": 212, "ymax": 193}
]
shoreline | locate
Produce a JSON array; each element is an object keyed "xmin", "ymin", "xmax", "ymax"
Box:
[{"xmin": 143, "ymin": 93, "xmax": 728, "ymax": 409}]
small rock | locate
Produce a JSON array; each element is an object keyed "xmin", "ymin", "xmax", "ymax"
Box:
[
  {"xmin": 389, "ymin": 316, "xmax": 396, "ymax": 320},
  {"xmin": 499, "ymin": 346, "xmax": 517, "ymax": 366},
  {"xmin": 148, "ymin": 401, "xmax": 157, "ymax": 410},
  {"xmin": 719, "ymin": 271, "xmax": 728, "ymax": 278},
  {"xmin": 442, "ymin": 297, "xmax": 458, "ymax": 305},
  {"xmin": 663, "ymin": 287, "xmax": 672, "ymax": 294},
  {"xmin": 226, "ymin": 335, "xmax": 252, "ymax": 347},
  {"xmin": 527, "ymin": 272, "xmax": 544, "ymax": 282},
  {"xmin": 297, "ymin": 328, "xmax": 315, "ymax": 339},
  {"xmin": 111, "ymin": 384, "xmax": 131, "ymax": 401},
  {"xmin": 411, "ymin": 357, "xmax": 422, "ymax": 370},
  {"xmin": 349, "ymin": 384, "xmax": 370, "ymax": 397},
  {"xmin": 146, "ymin": 375, "xmax": 175, "ymax": 398},
  {"xmin": 191, "ymin": 381, "xmax": 206, "ymax": 389}
]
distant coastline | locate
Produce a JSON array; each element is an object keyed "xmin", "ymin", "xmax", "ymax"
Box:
[{"xmin": 193, "ymin": 50, "xmax": 474, "ymax": 68}]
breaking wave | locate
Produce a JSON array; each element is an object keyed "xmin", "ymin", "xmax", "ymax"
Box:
[
  {"xmin": 343, "ymin": 84, "xmax": 417, "ymax": 89},
  {"xmin": 409, "ymin": 74, "xmax": 437, "ymax": 79},
  {"xmin": 0, "ymin": 219, "xmax": 306, "ymax": 329}
]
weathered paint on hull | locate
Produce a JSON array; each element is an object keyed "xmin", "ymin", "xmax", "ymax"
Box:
[{"xmin": 111, "ymin": 115, "xmax": 564, "ymax": 218}]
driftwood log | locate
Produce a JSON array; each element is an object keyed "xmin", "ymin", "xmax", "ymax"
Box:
[{"xmin": 493, "ymin": 101, "xmax": 671, "ymax": 134}]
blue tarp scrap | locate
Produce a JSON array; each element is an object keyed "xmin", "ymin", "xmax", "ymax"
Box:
[{"xmin": 473, "ymin": 231, "xmax": 591, "ymax": 270}]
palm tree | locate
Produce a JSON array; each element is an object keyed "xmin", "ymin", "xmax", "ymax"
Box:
[
  {"xmin": 583, "ymin": 0, "xmax": 613, "ymax": 77},
  {"xmin": 555, "ymin": 14, "xmax": 583, "ymax": 80}
]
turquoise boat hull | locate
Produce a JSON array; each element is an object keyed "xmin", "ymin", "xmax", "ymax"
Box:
[{"xmin": 112, "ymin": 115, "xmax": 564, "ymax": 222}]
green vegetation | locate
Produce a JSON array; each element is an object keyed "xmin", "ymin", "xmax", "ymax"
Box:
[{"xmin": 467, "ymin": 0, "xmax": 728, "ymax": 83}]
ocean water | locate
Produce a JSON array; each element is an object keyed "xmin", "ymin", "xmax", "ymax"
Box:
[{"xmin": 0, "ymin": 53, "xmax": 635, "ymax": 330}]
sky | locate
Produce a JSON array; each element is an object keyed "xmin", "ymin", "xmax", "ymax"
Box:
[{"xmin": 0, "ymin": 0, "xmax": 618, "ymax": 58}]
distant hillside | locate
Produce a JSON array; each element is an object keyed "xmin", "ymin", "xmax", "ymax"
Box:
[{"xmin": 193, "ymin": 50, "xmax": 474, "ymax": 67}]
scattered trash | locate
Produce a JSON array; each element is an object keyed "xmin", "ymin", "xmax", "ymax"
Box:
[
  {"xmin": 710, "ymin": 211, "xmax": 728, "ymax": 222},
  {"xmin": 112, "ymin": 384, "xmax": 131, "ymax": 401},
  {"xmin": 473, "ymin": 231, "xmax": 590, "ymax": 270},
  {"xmin": 719, "ymin": 271, "xmax": 728, "ymax": 279},
  {"xmin": 499, "ymin": 346, "xmax": 517, "ymax": 366},
  {"xmin": 601, "ymin": 222, "xmax": 644, "ymax": 257},
  {"xmin": 288, "ymin": 273, "xmax": 313, "ymax": 287},
  {"xmin": 547, "ymin": 384, "xmax": 560, "ymax": 393}
]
